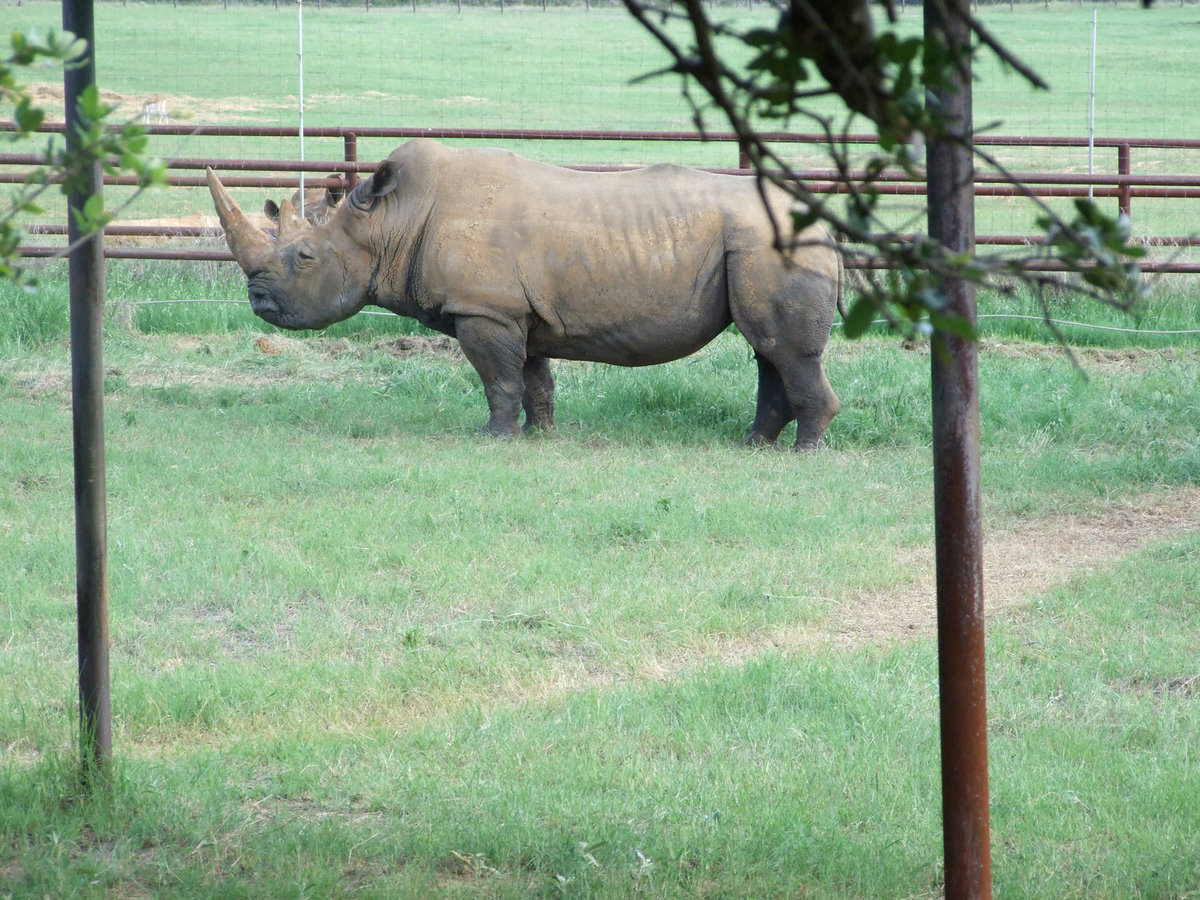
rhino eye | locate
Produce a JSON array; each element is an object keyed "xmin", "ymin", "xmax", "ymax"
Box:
[{"xmin": 296, "ymin": 248, "xmax": 316, "ymax": 264}]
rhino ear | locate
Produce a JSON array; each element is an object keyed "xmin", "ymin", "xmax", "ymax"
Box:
[
  {"xmin": 263, "ymin": 199, "xmax": 281, "ymax": 223},
  {"xmin": 350, "ymin": 162, "xmax": 400, "ymax": 212},
  {"xmin": 368, "ymin": 161, "xmax": 401, "ymax": 200}
]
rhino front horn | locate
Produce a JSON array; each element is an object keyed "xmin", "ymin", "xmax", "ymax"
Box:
[{"xmin": 206, "ymin": 167, "xmax": 276, "ymax": 274}]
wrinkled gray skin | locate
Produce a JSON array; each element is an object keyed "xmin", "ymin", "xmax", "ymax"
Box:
[{"xmin": 207, "ymin": 139, "xmax": 842, "ymax": 447}]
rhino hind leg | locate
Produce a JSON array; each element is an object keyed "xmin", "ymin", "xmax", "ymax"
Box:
[
  {"xmin": 778, "ymin": 355, "xmax": 840, "ymax": 449},
  {"xmin": 522, "ymin": 357, "xmax": 556, "ymax": 432},
  {"xmin": 744, "ymin": 353, "xmax": 839, "ymax": 449},
  {"xmin": 729, "ymin": 253, "xmax": 841, "ymax": 450},
  {"xmin": 745, "ymin": 354, "xmax": 792, "ymax": 445}
]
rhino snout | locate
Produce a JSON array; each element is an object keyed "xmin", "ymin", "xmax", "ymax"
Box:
[{"xmin": 248, "ymin": 285, "xmax": 280, "ymax": 319}]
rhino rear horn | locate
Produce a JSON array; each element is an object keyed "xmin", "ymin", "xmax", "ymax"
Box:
[
  {"xmin": 275, "ymin": 199, "xmax": 309, "ymax": 240},
  {"xmin": 206, "ymin": 167, "xmax": 276, "ymax": 274}
]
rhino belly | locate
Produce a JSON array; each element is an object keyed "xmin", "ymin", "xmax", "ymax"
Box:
[
  {"xmin": 521, "ymin": 225, "xmax": 735, "ymax": 365},
  {"xmin": 526, "ymin": 292, "xmax": 732, "ymax": 366}
]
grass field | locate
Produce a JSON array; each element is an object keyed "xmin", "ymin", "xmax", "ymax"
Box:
[
  {"xmin": 2, "ymin": 259, "xmax": 1200, "ymax": 896},
  {"xmin": 4, "ymin": 3, "xmax": 1200, "ymax": 897}
]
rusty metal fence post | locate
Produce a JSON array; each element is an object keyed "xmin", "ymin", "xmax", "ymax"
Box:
[
  {"xmin": 344, "ymin": 131, "xmax": 359, "ymax": 190},
  {"xmin": 1118, "ymin": 141, "xmax": 1132, "ymax": 218},
  {"xmin": 926, "ymin": 1, "xmax": 992, "ymax": 897},
  {"xmin": 62, "ymin": 0, "xmax": 112, "ymax": 792}
]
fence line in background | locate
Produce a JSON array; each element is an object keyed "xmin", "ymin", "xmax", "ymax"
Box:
[{"xmin": 5, "ymin": 123, "xmax": 1200, "ymax": 272}]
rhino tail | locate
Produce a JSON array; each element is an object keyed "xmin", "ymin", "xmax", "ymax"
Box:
[{"xmin": 834, "ymin": 232, "xmax": 847, "ymax": 321}]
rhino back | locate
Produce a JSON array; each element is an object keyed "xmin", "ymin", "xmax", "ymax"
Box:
[{"xmin": 390, "ymin": 142, "xmax": 833, "ymax": 365}]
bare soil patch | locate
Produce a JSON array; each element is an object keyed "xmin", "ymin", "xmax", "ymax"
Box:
[
  {"xmin": 497, "ymin": 488, "xmax": 1200, "ymax": 712},
  {"xmin": 976, "ymin": 339, "xmax": 1199, "ymax": 373},
  {"xmin": 10, "ymin": 334, "xmax": 465, "ymax": 401},
  {"xmin": 650, "ymin": 489, "xmax": 1200, "ymax": 682},
  {"xmin": 618, "ymin": 488, "xmax": 1200, "ymax": 693},
  {"xmin": 828, "ymin": 337, "xmax": 1200, "ymax": 373},
  {"xmin": 24, "ymin": 82, "xmax": 288, "ymax": 125},
  {"xmin": 831, "ymin": 488, "xmax": 1200, "ymax": 648}
]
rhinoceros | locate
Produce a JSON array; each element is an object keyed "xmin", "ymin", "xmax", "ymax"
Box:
[
  {"xmin": 263, "ymin": 177, "xmax": 345, "ymax": 227},
  {"xmin": 206, "ymin": 139, "xmax": 842, "ymax": 448}
]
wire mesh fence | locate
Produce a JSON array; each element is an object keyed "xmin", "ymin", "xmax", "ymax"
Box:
[{"xmin": 3, "ymin": 0, "xmax": 1198, "ymax": 264}]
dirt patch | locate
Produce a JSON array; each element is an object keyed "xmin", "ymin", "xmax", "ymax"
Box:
[
  {"xmin": 977, "ymin": 340, "xmax": 1199, "ymax": 373},
  {"xmin": 478, "ymin": 488, "xmax": 1200, "ymax": 715},
  {"xmin": 375, "ymin": 335, "xmax": 463, "ymax": 358},
  {"xmin": 112, "ymin": 213, "xmax": 224, "ymax": 231},
  {"xmin": 307, "ymin": 335, "xmax": 463, "ymax": 360},
  {"xmin": 828, "ymin": 338, "xmax": 1199, "ymax": 373},
  {"xmin": 9, "ymin": 334, "xmax": 465, "ymax": 401},
  {"xmin": 23, "ymin": 82, "xmax": 289, "ymax": 125},
  {"xmin": 24, "ymin": 82, "xmax": 131, "ymax": 122},
  {"xmin": 674, "ymin": 489, "xmax": 1200, "ymax": 671},
  {"xmin": 241, "ymin": 334, "xmax": 458, "ymax": 362}
]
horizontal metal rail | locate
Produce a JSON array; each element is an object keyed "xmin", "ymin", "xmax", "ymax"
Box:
[
  {"xmin": 6, "ymin": 123, "xmax": 1199, "ymax": 272},
  {"xmin": 8, "ymin": 120, "xmax": 1200, "ymax": 150},
  {"xmin": 6, "ymin": 153, "xmax": 1199, "ymax": 196}
]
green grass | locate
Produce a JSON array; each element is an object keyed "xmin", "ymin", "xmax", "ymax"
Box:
[
  {"xmin": 2, "ymin": 285, "xmax": 1199, "ymax": 895},
  {"xmin": 4, "ymin": 4, "xmax": 1200, "ymax": 895},
  {"xmin": 986, "ymin": 539, "xmax": 1200, "ymax": 898},
  {"xmin": 9, "ymin": 254, "xmax": 1200, "ymax": 346}
]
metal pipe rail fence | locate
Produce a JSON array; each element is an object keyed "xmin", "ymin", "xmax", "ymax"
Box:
[{"xmin": 5, "ymin": 123, "xmax": 1200, "ymax": 271}]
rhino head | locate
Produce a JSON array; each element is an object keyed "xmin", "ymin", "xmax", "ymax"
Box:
[{"xmin": 206, "ymin": 167, "xmax": 387, "ymax": 330}]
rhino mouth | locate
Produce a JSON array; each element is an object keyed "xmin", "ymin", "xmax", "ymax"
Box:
[
  {"xmin": 249, "ymin": 286, "xmax": 279, "ymax": 319},
  {"xmin": 247, "ymin": 277, "xmax": 288, "ymax": 326},
  {"xmin": 247, "ymin": 281, "xmax": 334, "ymax": 331}
]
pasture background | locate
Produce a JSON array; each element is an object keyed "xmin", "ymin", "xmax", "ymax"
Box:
[
  {"xmin": 4, "ymin": 2, "xmax": 1200, "ymax": 897},
  {"xmin": 3, "ymin": 0, "xmax": 1200, "ymax": 247}
]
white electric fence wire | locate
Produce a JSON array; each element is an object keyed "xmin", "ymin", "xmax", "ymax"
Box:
[
  {"xmin": 1088, "ymin": 9, "xmax": 1098, "ymax": 201},
  {"xmin": 297, "ymin": 0, "xmax": 306, "ymax": 219}
]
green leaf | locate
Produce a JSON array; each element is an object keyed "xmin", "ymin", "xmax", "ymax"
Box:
[
  {"xmin": 928, "ymin": 309, "xmax": 978, "ymax": 342},
  {"xmin": 48, "ymin": 31, "xmax": 87, "ymax": 61},
  {"xmin": 841, "ymin": 296, "xmax": 879, "ymax": 340},
  {"xmin": 1073, "ymin": 197, "xmax": 1104, "ymax": 225},
  {"xmin": 14, "ymin": 96, "xmax": 44, "ymax": 133},
  {"xmin": 790, "ymin": 206, "xmax": 822, "ymax": 231},
  {"xmin": 73, "ymin": 192, "xmax": 111, "ymax": 232},
  {"xmin": 82, "ymin": 193, "xmax": 104, "ymax": 219},
  {"xmin": 77, "ymin": 83, "xmax": 112, "ymax": 122},
  {"xmin": 741, "ymin": 28, "xmax": 779, "ymax": 49}
]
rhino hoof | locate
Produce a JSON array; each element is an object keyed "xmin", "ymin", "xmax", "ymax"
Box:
[{"xmin": 478, "ymin": 424, "xmax": 519, "ymax": 440}]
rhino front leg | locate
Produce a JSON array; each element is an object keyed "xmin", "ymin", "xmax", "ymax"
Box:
[
  {"xmin": 522, "ymin": 356, "xmax": 556, "ymax": 432},
  {"xmin": 455, "ymin": 314, "xmax": 528, "ymax": 438}
]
